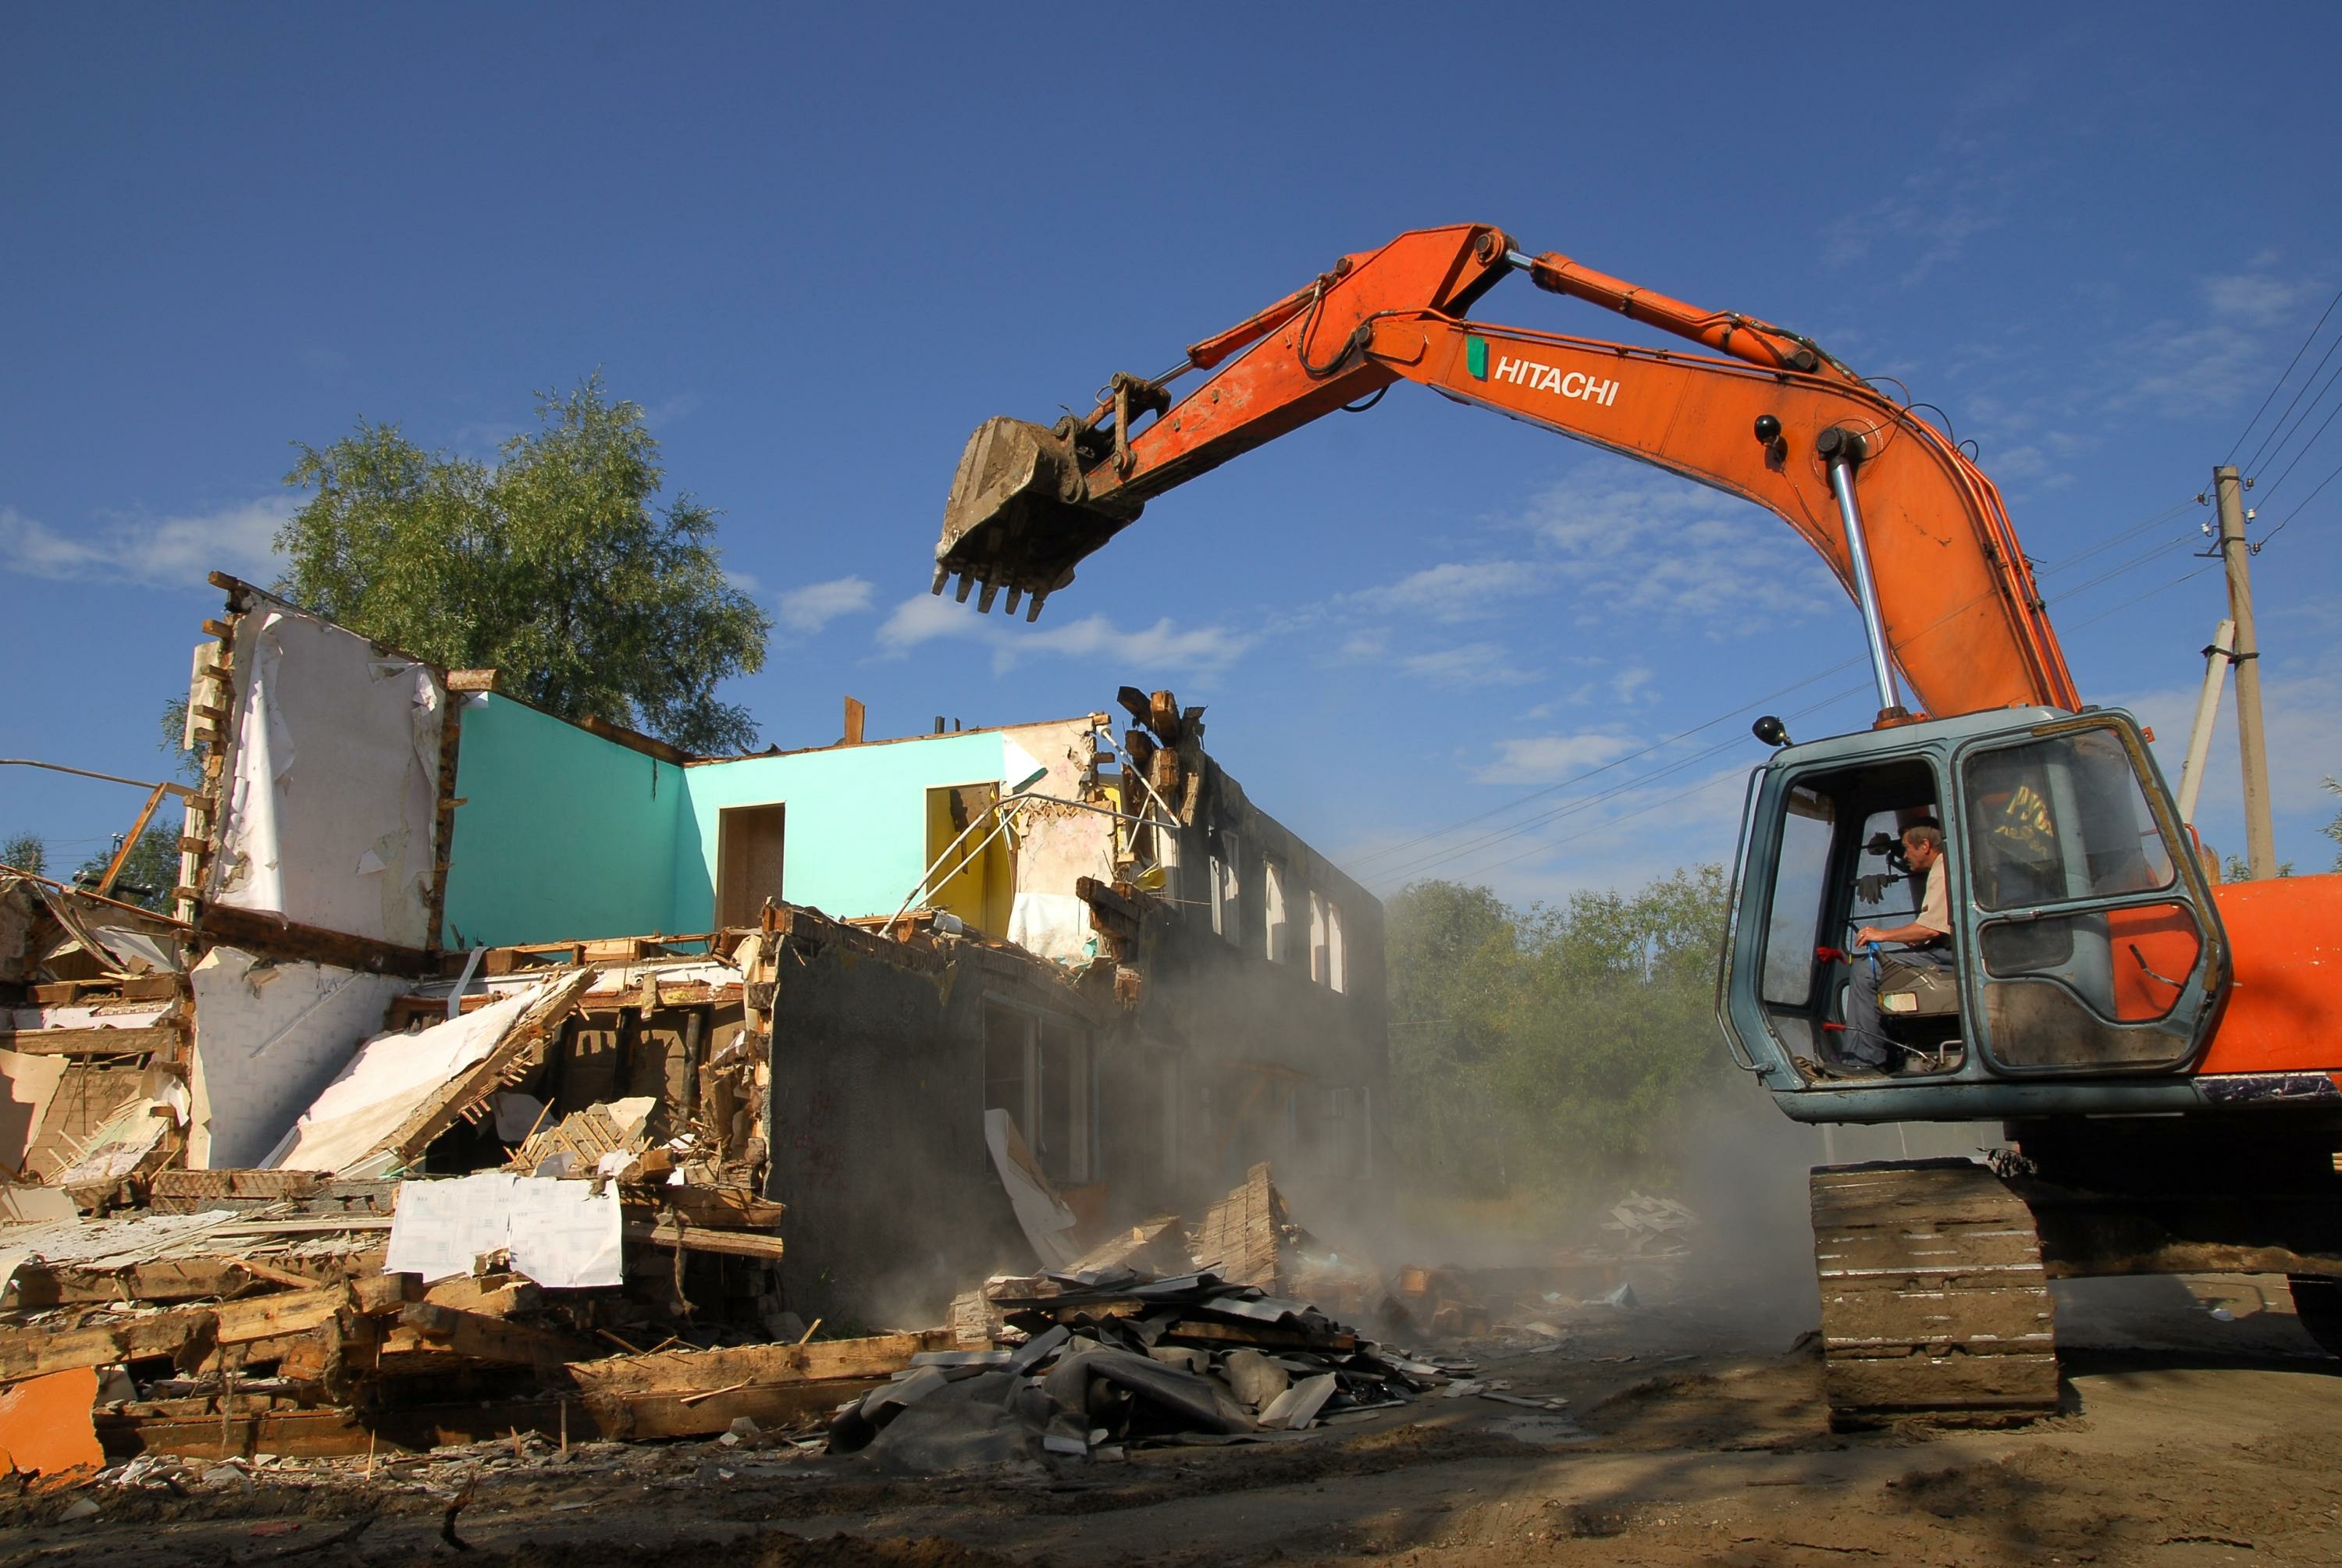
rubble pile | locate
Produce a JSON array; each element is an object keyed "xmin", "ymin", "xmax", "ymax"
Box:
[
  {"xmin": 835, "ymin": 1263, "xmax": 1448, "ymax": 1467},
  {"xmin": 1601, "ymin": 1193, "xmax": 1700, "ymax": 1258}
]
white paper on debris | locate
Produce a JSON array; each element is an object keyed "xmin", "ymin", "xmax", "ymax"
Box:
[
  {"xmin": 260, "ymin": 980, "xmax": 551, "ymax": 1174},
  {"xmin": 208, "ymin": 606, "xmax": 445, "ymax": 949},
  {"xmin": 383, "ymin": 1172, "xmax": 623, "ymax": 1288},
  {"xmin": 984, "ymin": 1108, "xmax": 1080, "ymax": 1269}
]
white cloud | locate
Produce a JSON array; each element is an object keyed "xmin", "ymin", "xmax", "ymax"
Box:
[
  {"xmin": 2113, "ymin": 652, "xmax": 2342, "ymax": 864},
  {"xmin": 643, "ymin": 392, "xmax": 701, "ymax": 428},
  {"xmin": 0, "ymin": 496, "xmax": 290, "ymax": 590},
  {"xmin": 1396, "ymin": 642, "xmax": 1536, "ymax": 688},
  {"xmin": 875, "ymin": 594, "xmax": 1255, "ymax": 676},
  {"xmin": 1519, "ymin": 468, "xmax": 1838, "ymax": 631},
  {"xmin": 2118, "ymin": 267, "xmax": 2331, "ymax": 418},
  {"xmin": 778, "ymin": 574, "xmax": 875, "ymax": 635},
  {"xmin": 1822, "ymin": 197, "xmax": 2002, "ymax": 285},
  {"xmin": 1343, "ymin": 560, "xmax": 1547, "ymax": 623},
  {"xmin": 1475, "ymin": 731, "xmax": 1639, "ymax": 784}
]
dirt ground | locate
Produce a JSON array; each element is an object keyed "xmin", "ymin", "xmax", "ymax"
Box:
[{"xmin": 5, "ymin": 1270, "xmax": 2335, "ymax": 1568}]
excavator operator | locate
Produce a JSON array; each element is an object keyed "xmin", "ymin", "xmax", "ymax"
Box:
[{"xmin": 1844, "ymin": 823, "xmax": 1952, "ymax": 1070}]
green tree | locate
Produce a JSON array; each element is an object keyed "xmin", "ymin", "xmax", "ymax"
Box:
[
  {"xmin": 277, "ymin": 375, "xmax": 772, "ymax": 755},
  {"xmin": 2322, "ymin": 777, "xmax": 2342, "ymax": 872},
  {"xmin": 1384, "ymin": 866, "xmax": 1733, "ymax": 1204},
  {"xmin": 2, "ymin": 834, "xmax": 44, "ymax": 875},
  {"xmin": 76, "ymin": 823, "xmax": 180, "ymax": 912}
]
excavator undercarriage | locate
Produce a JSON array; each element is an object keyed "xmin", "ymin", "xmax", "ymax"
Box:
[
  {"xmin": 1814, "ymin": 1113, "xmax": 2342, "ymax": 1428},
  {"xmin": 1810, "ymin": 1161, "xmax": 2060, "ymax": 1428}
]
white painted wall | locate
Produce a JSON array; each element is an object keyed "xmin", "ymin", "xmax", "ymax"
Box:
[
  {"xmin": 187, "ymin": 945, "xmax": 410, "ymax": 1169},
  {"xmin": 209, "ymin": 606, "xmax": 445, "ymax": 948}
]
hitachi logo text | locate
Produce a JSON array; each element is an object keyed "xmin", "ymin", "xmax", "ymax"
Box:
[{"xmin": 1490, "ymin": 356, "xmax": 1620, "ymax": 407}]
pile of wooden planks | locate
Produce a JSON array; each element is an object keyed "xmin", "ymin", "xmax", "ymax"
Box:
[{"xmin": 0, "ymin": 1172, "xmax": 943, "ymax": 1463}]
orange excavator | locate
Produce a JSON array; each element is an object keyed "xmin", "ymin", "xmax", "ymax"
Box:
[{"xmin": 932, "ymin": 224, "xmax": 2342, "ymax": 1424}]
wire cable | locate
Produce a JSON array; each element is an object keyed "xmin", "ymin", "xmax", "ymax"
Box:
[
  {"xmin": 2241, "ymin": 315, "xmax": 2342, "ymax": 478},
  {"xmin": 2232, "ymin": 283, "xmax": 2342, "ymax": 467},
  {"xmin": 2258, "ymin": 453, "xmax": 2342, "ymax": 544},
  {"xmin": 1345, "ymin": 491, "xmax": 2198, "ymax": 876},
  {"xmin": 2254, "ymin": 383, "xmax": 2342, "ymax": 506},
  {"xmin": 1384, "ymin": 530, "xmax": 2226, "ymax": 890}
]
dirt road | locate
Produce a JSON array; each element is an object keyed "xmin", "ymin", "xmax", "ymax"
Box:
[{"xmin": 6, "ymin": 1273, "xmax": 2334, "ymax": 1568}]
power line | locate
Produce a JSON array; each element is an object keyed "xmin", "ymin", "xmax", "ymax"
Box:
[
  {"xmin": 2255, "ymin": 387, "xmax": 2342, "ymax": 507},
  {"xmin": 2259, "ymin": 453, "xmax": 2342, "ymax": 544},
  {"xmin": 2233, "ymin": 283, "xmax": 2342, "ymax": 468},
  {"xmin": 1345, "ymin": 491, "xmax": 2198, "ymax": 877},
  {"xmin": 2241, "ymin": 316, "xmax": 2342, "ymax": 478},
  {"xmin": 1397, "ymin": 546, "xmax": 2226, "ymax": 891},
  {"xmin": 1341, "ymin": 660, "xmax": 1860, "ymax": 872}
]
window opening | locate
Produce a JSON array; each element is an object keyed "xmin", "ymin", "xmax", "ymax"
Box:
[
  {"xmin": 1760, "ymin": 786, "xmax": 1835, "ymax": 1007},
  {"xmin": 1262, "ymin": 859, "xmax": 1291, "ymax": 964},
  {"xmin": 1326, "ymin": 900, "xmax": 1347, "ymax": 993},
  {"xmin": 1308, "ymin": 889, "xmax": 1330, "ymax": 984},
  {"xmin": 1212, "ymin": 833, "xmax": 1243, "ymax": 946}
]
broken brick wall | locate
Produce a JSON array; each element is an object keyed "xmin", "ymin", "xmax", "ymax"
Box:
[{"xmin": 760, "ymin": 911, "xmax": 1038, "ymax": 1328}]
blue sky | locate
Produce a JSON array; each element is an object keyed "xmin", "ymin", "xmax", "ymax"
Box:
[{"xmin": 5, "ymin": 4, "xmax": 2338, "ymax": 906}]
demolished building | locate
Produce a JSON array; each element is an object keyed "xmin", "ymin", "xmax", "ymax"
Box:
[{"xmin": 3, "ymin": 572, "xmax": 1388, "ymax": 1332}]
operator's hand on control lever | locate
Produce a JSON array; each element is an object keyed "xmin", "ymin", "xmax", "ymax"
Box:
[{"xmin": 1852, "ymin": 926, "xmax": 1889, "ymax": 950}]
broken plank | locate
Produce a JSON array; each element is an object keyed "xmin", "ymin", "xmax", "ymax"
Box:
[
  {"xmin": 1160, "ymin": 1320, "xmax": 1356, "ymax": 1353},
  {"xmin": 418, "ymin": 1273, "xmax": 540, "ymax": 1319},
  {"xmin": 198, "ymin": 904, "xmax": 433, "ymax": 976},
  {"xmin": 624, "ymin": 1221, "xmax": 785, "ymax": 1260},
  {"xmin": 94, "ymin": 1378, "xmax": 885, "ymax": 1460},
  {"xmin": 0, "ymin": 1025, "xmax": 180, "ymax": 1056},
  {"xmin": 582, "ymin": 1377, "xmax": 886, "ymax": 1442},
  {"xmin": 212, "ymin": 1286, "xmax": 357, "ymax": 1345},
  {"xmin": 637, "ymin": 1186, "xmax": 785, "ymax": 1230},
  {"xmin": 562, "ymin": 1328, "xmax": 956, "ymax": 1398},
  {"xmin": 149, "ymin": 1169, "xmax": 325, "ymax": 1204},
  {"xmin": 381, "ymin": 1303, "xmax": 596, "ymax": 1367},
  {"xmin": 368, "ymin": 967, "xmax": 598, "ymax": 1164},
  {"xmin": 0, "ymin": 1312, "xmax": 218, "ymax": 1382}
]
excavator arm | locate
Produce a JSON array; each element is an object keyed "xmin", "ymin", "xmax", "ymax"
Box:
[{"xmin": 934, "ymin": 222, "xmax": 2079, "ymax": 720}]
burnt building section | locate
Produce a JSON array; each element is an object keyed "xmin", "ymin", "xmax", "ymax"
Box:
[{"xmin": 1, "ymin": 575, "xmax": 1388, "ymax": 1332}]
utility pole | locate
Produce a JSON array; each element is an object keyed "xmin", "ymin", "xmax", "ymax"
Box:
[
  {"xmin": 2212, "ymin": 465, "xmax": 2277, "ymax": 879},
  {"xmin": 2176, "ymin": 617, "xmax": 2236, "ymax": 826}
]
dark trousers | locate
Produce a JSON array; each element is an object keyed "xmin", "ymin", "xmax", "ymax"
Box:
[{"xmin": 1842, "ymin": 946, "xmax": 1949, "ymax": 1068}]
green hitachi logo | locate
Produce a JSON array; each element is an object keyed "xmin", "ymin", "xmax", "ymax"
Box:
[{"xmin": 1465, "ymin": 334, "xmax": 1619, "ymax": 406}]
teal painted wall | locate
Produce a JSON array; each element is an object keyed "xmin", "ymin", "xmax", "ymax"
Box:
[
  {"xmin": 671, "ymin": 731, "xmax": 1010, "ymax": 929},
  {"xmin": 440, "ymin": 695, "xmax": 685, "ymax": 947}
]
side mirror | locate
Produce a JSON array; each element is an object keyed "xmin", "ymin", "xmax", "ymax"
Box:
[{"xmin": 1752, "ymin": 715, "xmax": 1792, "ymax": 748}]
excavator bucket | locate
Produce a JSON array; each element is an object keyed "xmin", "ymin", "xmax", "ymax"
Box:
[{"xmin": 931, "ymin": 417, "xmax": 1144, "ymax": 620}]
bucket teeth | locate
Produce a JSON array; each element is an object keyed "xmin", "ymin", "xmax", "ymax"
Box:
[
  {"xmin": 977, "ymin": 581, "xmax": 1000, "ymax": 613},
  {"xmin": 953, "ymin": 573, "xmax": 974, "ymax": 604},
  {"xmin": 930, "ymin": 564, "xmax": 948, "ymax": 596},
  {"xmin": 1004, "ymin": 586, "xmax": 1023, "ymax": 616},
  {"xmin": 1025, "ymin": 593, "xmax": 1048, "ymax": 623}
]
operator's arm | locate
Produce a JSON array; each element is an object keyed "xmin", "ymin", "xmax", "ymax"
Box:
[{"xmin": 1855, "ymin": 864, "xmax": 1952, "ymax": 948}]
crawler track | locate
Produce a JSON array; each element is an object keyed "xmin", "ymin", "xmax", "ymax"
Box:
[{"xmin": 1810, "ymin": 1160, "xmax": 2059, "ymax": 1428}]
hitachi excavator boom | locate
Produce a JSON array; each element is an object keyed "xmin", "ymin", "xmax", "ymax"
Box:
[{"xmin": 934, "ymin": 222, "xmax": 2078, "ymax": 720}]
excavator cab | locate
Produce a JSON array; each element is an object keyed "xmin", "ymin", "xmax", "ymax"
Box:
[{"xmin": 1719, "ymin": 706, "xmax": 2231, "ymax": 1122}]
